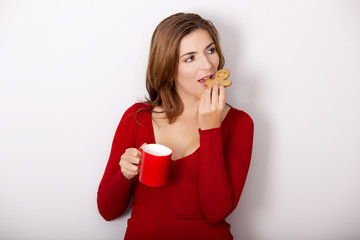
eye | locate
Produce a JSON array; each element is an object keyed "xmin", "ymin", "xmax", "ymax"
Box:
[
  {"xmin": 185, "ymin": 56, "xmax": 195, "ymax": 62},
  {"xmin": 207, "ymin": 47, "xmax": 216, "ymax": 54}
]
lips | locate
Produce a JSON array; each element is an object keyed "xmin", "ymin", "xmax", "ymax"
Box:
[
  {"xmin": 198, "ymin": 74, "xmax": 214, "ymax": 84},
  {"xmin": 198, "ymin": 78, "xmax": 208, "ymax": 84}
]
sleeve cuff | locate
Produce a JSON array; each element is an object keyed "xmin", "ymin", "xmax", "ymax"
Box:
[{"xmin": 198, "ymin": 127, "xmax": 222, "ymax": 135}]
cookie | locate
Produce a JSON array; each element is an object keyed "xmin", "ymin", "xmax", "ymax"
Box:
[
  {"xmin": 205, "ymin": 69, "xmax": 232, "ymax": 88},
  {"xmin": 198, "ymin": 69, "xmax": 232, "ymax": 98}
]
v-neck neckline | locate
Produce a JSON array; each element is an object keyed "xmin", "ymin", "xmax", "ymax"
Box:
[{"xmin": 146, "ymin": 107, "xmax": 233, "ymax": 161}]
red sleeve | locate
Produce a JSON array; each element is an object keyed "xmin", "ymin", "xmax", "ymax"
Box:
[
  {"xmin": 198, "ymin": 111, "xmax": 254, "ymax": 224},
  {"xmin": 97, "ymin": 104, "xmax": 140, "ymax": 221}
]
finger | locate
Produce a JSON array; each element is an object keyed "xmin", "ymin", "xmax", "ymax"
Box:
[
  {"xmin": 121, "ymin": 165, "xmax": 139, "ymax": 179},
  {"xmin": 126, "ymin": 148, "xmax": 140, "ymax": 158},
  {"xmin": 212, "ymin": 82, "xmax": 219, "ymax": 106},
  {"xmin": 122, "ymin": 153, "xmax": 141, "ymax": 165},
  {"xmin": 219, "ymin": 85, "xmax": 226, "ymax": 107},
  {"xmin": 204, "ymin": 87, "xmax": 211, "ymax": 110},
  {"xmin": 130, "ymin": 155, "xmax": 141, "ymax": 165},
  {"xmin": 121, "ymin": 160, "xmax": 140, "ymax": 172}
]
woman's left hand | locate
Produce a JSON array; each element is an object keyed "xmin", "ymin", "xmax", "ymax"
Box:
[{"xmin": 198, "ymin": 81, "xmax": 226, "ymax": 130}]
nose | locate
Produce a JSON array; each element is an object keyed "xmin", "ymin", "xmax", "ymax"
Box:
[{"xmin": 200, "ymin": 54, "xmax": 212, "ymax": 70}]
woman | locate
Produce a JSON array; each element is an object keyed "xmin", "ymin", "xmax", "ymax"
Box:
[{"xmin": 97, "ymin": 12, "xmax": 254, "ymax": 240}]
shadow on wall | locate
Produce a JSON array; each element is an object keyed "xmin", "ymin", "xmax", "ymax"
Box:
[{"xmin": 220, "ymin": 19, "xmax": 272, "ymax": 240}]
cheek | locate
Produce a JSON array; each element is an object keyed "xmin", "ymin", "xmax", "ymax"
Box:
[
  {"xmin": 177, "ymin": 64, "xmax": 196, "ymax": 79},
  {"xmin": 213, "ymin": 53, "xmax": 220, "ymax": 67}
]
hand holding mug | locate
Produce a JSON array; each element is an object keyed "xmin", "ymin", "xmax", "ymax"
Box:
[
  {"xmin": 119, "ymin": 148, "xmax": 142, "ymax": 180},
  {"xmin": 119, "ymin": 144, "xmax": 172, "ymax": 187}
]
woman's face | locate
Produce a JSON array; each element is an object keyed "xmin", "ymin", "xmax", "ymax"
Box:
[{"xmin": 175, "ymin": 29, "xmax": 220, "ymax": 100}]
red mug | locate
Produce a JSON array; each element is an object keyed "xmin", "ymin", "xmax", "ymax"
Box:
[{"xmin": 138, "ymin": 144, "xmax": 172, "ymax": 187}]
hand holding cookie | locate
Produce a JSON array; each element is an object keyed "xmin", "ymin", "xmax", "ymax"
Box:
[
  {"xmin": 198, "ymin": 69, "xmax": 231, "ymax": 130},
  {"xmin": 198, "ymin": 81, "xmax": 226, "ymax": 130}
]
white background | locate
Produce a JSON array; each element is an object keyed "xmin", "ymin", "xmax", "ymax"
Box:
[{"xmin": 1, "ymin": 0, "xmax": 359, "ymax": 239}]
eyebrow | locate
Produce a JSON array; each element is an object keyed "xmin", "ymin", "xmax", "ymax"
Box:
[{"xmin": 179, "ymin": 42, "xmax": 215, "ymax": 58}]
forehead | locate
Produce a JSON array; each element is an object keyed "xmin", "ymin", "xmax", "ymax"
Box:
[{"xmin": 178, "ymin": 29, "xmax": 213, "ymax": 53}]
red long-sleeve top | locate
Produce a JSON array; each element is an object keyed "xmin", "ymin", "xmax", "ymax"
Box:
[{"xmin": 97, "ymin": 102, "xmax": 254, "ymax": 240}]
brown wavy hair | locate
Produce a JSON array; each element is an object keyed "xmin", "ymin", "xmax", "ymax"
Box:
[{"xmin": 144, "ymin": 12, "xmax": 225, "ymax": 123}]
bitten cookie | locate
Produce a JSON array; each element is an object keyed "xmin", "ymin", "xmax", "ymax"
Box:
[{"xmin": 205, "ymin": 69, "xmax": 232, "ymax": 87}]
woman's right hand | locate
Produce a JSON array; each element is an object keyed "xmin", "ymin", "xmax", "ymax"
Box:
[{"xmin": 119, "ymin": 148, "xmax": 141, "ymax": 180}]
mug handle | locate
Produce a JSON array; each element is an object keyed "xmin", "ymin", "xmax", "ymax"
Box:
[{"xmin": 137, "ymin": 143, "xmax": 147, "ymax": 168}]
